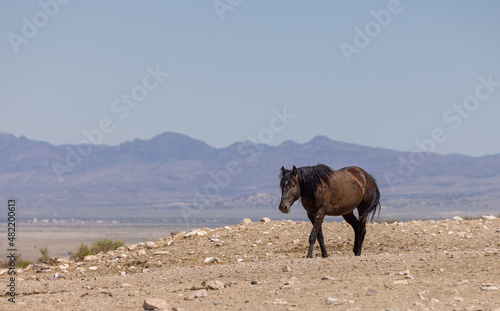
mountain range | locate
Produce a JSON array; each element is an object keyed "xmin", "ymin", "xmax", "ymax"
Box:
[{"xmin": 1, "ymin": 132, "xmax": 499, "ymax": 222}]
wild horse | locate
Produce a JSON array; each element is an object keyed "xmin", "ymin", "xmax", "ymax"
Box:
[{"xmin": 279, "ymin": 164, "xmax": 380, "ymax": 257}]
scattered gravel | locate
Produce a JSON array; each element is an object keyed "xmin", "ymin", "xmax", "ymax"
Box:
[{"xmin": 2, "ymin": 217, "xmax": 499, "ymax": 310}]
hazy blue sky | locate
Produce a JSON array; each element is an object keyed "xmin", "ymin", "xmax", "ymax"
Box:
[{"xmin": 1, "ymin": 1, "xmax": 499, "ymax": 156}]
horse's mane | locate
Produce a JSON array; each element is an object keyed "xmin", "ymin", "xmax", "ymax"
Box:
[
  {"xmin": 280, "ymin": 164, "xmax": 333, "ymax": 206},
  {"xmin": 296, "ymin": 164, "xmax": 333, "ymax": 203}
]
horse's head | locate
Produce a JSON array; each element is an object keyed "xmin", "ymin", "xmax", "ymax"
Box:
[{"xmin": 279, "ymin": 165, "xmax": 300, "ymax": 214}]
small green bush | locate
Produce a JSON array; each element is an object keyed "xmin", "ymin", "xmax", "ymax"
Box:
[
  {"xmin": 71, "ymin": 243, "xmax": 91, "ymax": 261},
  {"xmin": 170, "ymin": 230, "xmax": 179, "ymax": 237},
  {"xmin": 91, "ymin": 238, "xmax": 124, "ymax": 254},
  {"xmin": 37, "ymin": 246, "xmax": 51, "ymax": 263},
  {"xmin": 71, "ymin": 238, "xmax": 124, "ymax": 261},
  {"xmin": 0, "ymin": 254, "xmax": 29, "ymax": 268},
  {"xmin": 19, "ymin": 260, "xmax": 31, "ymax": 268}
]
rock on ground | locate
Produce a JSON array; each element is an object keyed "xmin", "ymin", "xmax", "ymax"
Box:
[{"xmin": 143, "ymin": 298, "xmax": 169, "ymax": 310}]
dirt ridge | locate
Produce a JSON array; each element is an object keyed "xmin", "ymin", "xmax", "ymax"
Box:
[{"xmin": 2, "ymin": 217, "xmax": 499, "ymax": 310}]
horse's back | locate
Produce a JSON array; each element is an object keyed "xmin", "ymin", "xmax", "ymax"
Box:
[
  {"xmin": 321, "ymin": 167, "xmax": 365, "ymax": 215},
  {"xmin": 321, "ymin": 166, "xmax": 377, "ymax": 213},
  {"xmin": 338, "ymin": 166, "xmax": 380, "ymax": 217},
  {"xmin": 338, "ymin": 166, "xmax": 370, "ymax": 178}
]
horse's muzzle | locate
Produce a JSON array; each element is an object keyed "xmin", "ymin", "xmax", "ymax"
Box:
[{"xmin": 279, "ymin": 203, "xmax": 290, "ymax": 214}]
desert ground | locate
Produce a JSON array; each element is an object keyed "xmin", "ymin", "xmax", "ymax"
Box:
[
  {"xmin": 4, "ymin": 222, "xmax": 201, "ymax": 262},
  {"xmin": 1, "ymin": 216, "xmax": 499, "ymax": 310}
]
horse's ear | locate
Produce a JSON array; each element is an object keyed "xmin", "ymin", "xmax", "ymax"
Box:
[{"xmin": 292, "ymin": 165, "xmax": 297, "ymax": 176}]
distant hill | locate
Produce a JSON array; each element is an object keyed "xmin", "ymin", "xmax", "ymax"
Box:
[{"xmin": 0, "ymin": 132, "xmax": 499, "ymax": 222}]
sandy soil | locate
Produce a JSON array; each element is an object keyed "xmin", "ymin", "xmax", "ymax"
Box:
[
  {"xmin": 7, "ymin": 222, "xmax": 192, "ymax": 262},
  {"xmin": 2, "ymin": 217, "xmax": 499, "ymax": 310}
]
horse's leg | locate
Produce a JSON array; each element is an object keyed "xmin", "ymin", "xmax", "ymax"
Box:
[
  {"xmin": 356, "ymin": 216, "xmax": 367, "ymax": 256},
  {"xmin": 307, "ymin": 212, "xmax": 325, "ymax": 258},
  {"xmin": 317, "ymin": 227, "xmax": 328, "ymax": 258},
  {"xmin": 355, "ymin": 202, "xmax": 370, "ymax": 256},
  {"xmin": 307, "ymin": 217, "xmax": 324, "ymax": 258},
  {"xmin": 342, "ymin": 212, "xmax": 362, "ymax": 256},
  {"xmin": 308, "ymin": 213, "xmax": 328, "ymax": 258}
]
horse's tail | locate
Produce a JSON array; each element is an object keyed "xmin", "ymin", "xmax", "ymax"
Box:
[{"xmin": 361, "ymin": 178, "xmax": 381, "ymax": 222}]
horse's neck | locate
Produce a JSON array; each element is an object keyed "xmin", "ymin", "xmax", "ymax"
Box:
[{"xmin": 297, "ymin": 171, "xmax": 313, "ymax": 200}]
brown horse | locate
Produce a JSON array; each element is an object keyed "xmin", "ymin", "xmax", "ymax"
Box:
[{"xmin": 279, "ymin": 164, "xmax": 380, "ymax": 257}]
